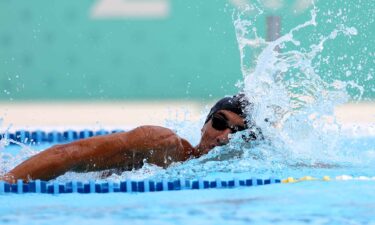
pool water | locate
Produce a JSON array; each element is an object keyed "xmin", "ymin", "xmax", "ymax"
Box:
[
  {"xmin": 1, "ymin": 134, "xmax": 375, "ymax": 225},
  {"xmin": 1, "ymin": 171, "xmax": 375, "ymax": 225},
  {"xmin": 1, "ymin": 181, "xmax": 375, "ymax": 225}
]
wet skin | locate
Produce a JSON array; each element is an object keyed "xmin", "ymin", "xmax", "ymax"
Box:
[{"xmin": 1, "ymin": 110, "xmax": 246, "ymax": 183}]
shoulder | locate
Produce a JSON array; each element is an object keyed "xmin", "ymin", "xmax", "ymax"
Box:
[
  {"xmin": 128, "ymin": 125, "xmax": 181, "ymax": 145},
  {"xmin": 133, "ymin": 125, "xmax": 177, "ymax": 137},
  {"xmin": 179, "ymin": 138, "xmax": 195, "ymax": 159},
  {"xmin": 133, "ymin": 126, "xmax": 195, "ymax": 160},
  {"xmin": 135, "ymin": 125, "xmax": 175, "ymax": 132}
]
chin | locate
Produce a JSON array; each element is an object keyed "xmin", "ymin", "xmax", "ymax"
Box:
[
  {"xmin": 202, "ymin": 145, "xmax": 215, "ymax": 154},
  {"xmin": 196, "ymin": 144, "xmax": 208, "ymax": 154}
]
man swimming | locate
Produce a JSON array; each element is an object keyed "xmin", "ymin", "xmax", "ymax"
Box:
[{"xmin": 1, "ymin": 94, "xmax": 261, "ymax": 183}]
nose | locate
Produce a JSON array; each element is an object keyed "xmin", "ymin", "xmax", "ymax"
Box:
[{"xmin": 215, "ymin": 129, "xmax": 232, "ymax": 145}]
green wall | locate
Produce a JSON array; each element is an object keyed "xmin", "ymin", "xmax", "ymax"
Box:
[{"xmin": 0, "ymin": 0, "xmax": 373, "ymax": 100}]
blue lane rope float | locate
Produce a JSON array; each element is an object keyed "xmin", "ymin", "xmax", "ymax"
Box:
[
  {"xmin": 1, "ymin": 175, "xmax": 356, "ymax": 195},
  {"xmin": 0, "ymin": 178, "xmax": 281, "ymax": 195},
  {"xmin": 0, "ymin": 129, "xmax": 125, "ymax": 144}
]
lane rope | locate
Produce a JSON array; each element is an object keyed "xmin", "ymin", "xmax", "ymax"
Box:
[
  {"xmin": 0, "ymin": 178, "xmax": 280, "ymax": 195},
  {"xmin": 1, "ymin": 175, "xmax": 373, "ymax": 195},
  {"xmin": 0, "ymin": 129, "xmax": 125, "ymax": 144}
]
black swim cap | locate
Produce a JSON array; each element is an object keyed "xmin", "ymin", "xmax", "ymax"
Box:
[{"xmin": 204, "ymin": 93, "xmax": 250, "ymax": 124}]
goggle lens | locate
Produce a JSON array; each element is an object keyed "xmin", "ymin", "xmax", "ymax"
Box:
[{"xmin": 211, "ymin": 114, "xmax": 246, "ymax": 133}]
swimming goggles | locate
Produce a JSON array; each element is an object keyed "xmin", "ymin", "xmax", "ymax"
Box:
[{"xmin": 211, "ymin": 113, "xmax": 247, "ymax": 133}]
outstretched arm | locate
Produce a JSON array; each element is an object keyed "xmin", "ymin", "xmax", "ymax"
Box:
[{"xmin": 1, "ymin": 126, "xmax": 193, "ymax": 183}]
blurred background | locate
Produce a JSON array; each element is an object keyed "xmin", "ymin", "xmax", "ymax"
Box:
[{"xmin": 0, "ymin": 0, "xmax": 374, "ymax": 130}]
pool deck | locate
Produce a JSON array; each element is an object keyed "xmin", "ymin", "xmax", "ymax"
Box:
[{"xmin": 0, "ymin": 101, "xmax": 374, "ymax": 133}]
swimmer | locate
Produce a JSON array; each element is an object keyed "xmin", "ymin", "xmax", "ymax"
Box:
[{"xmin": 1, "ymin": 94, "xmax": 262, "ymax": 183}]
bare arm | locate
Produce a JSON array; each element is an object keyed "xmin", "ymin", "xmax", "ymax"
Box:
[{"xmin": 2, "ymin": 126, "xmax": 193, "ymax": 183}]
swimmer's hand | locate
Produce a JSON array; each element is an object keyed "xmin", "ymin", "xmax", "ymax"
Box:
[
  {"xmin": 0, "ymin": 174, "xmax": 15, "ymax": 183},
  {"xmin": 3, "ymin": 126, "xmax": 194, "ymax": 183}
]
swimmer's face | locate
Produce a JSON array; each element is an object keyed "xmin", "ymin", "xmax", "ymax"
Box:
[{"xmin": 196, "ymin": 110, "xmax": 246, "ymax": 155}]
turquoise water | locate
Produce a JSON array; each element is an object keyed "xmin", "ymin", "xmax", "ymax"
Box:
[
  {"xmin": 1, "ymin": 135, "xmax": 374, "ymax": 224},
  {"xmin": 1, "ymin": 180, "xmax": 375, "ymax": 225}
]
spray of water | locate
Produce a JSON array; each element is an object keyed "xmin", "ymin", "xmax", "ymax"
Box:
[
  {"xmin": 0, "ymin": 120, "xmax": 41, "ymax": 176},
  {"xmin": 138, "ymin": 1, "xmax": 374, "ymax": 180},
  {"xmin": 234, "ymin": 3, "xmax": 352, "ymax": 163}
]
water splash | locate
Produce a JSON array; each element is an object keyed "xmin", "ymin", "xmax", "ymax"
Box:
[
  {"xmin": 0, "ymin": 137, "xmax": 39, "ymax": 176},
  {"xmin": 138, "ymin": 1, "xmax": 374, "ymax": 180},
  {"xmin": 232, "ymin": 2, "xmax": 358, "ymax": 165}
]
